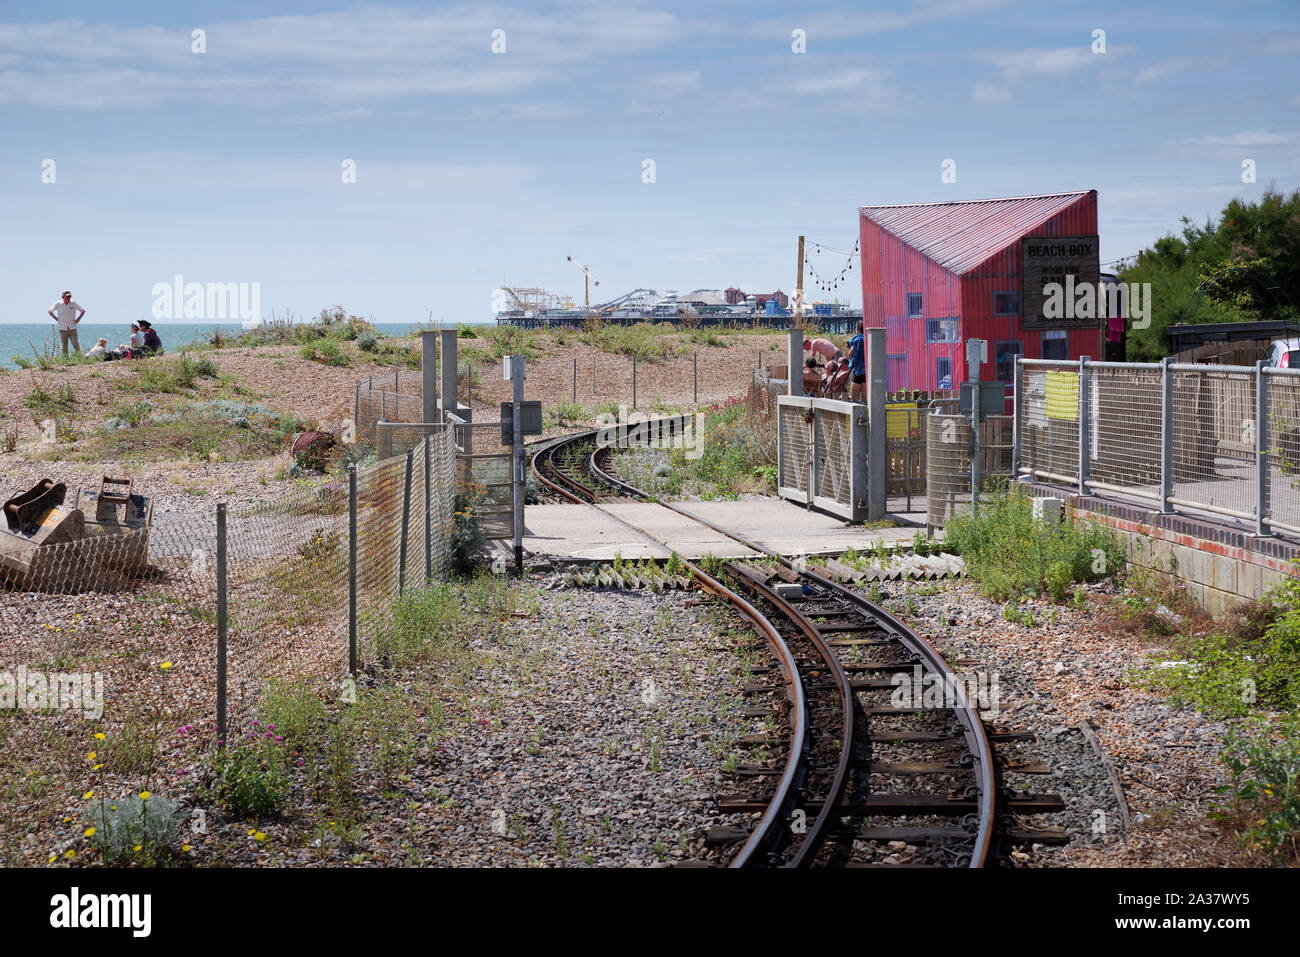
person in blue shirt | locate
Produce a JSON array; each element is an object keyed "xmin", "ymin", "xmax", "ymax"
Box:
[{"xmin": 847, "ymin": 332, "xmax": 866, "ymax": 400}]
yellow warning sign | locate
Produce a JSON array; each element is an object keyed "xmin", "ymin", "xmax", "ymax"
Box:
[{"xmin": 1045, "ymin": 371, "xmax": 1079, "ymax": 421}]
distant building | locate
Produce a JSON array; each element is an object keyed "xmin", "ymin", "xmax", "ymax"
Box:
[{"xmin": 858, "ymin": 190, "xmax": 1104, "ymax": 392}]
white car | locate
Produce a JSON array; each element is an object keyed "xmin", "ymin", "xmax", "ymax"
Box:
[{"xmin": 1266, "ymin": 338, "xmax": 1300, "ymax": 368}]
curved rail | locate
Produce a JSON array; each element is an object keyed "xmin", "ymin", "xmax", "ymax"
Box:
[
  {"xmin": 586, "ymin": 437, "xmax": 997, "ymax": 867},
  {"xmin": 530, "ymin": 422, "xmax": 998, "ymax": 867}
]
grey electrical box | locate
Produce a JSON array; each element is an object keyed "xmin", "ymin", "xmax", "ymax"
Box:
[
  {"xmin": 959, "ymin": 381, "xmax": 1006, "ymax": 415},
  {"xmin": 500, "ymin": 401, "xmax": 543, "ymax": 444}
]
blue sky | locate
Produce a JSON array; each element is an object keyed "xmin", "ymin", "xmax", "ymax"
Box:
[{"xmin": 1, "ymin": 0, "xmax": 1297, "ymax": 325}]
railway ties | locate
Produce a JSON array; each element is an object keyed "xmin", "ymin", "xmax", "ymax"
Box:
[
  {"xmin": 530, "ymin": 420, "xmax": 1070, "ymax": 867},
  {"xmin": 708, "ymin": 561, "xmax": 1069, "ymax": 866}
]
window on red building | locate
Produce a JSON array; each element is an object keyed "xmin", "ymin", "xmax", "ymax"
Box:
[
  {"xmin": 994, "ymin": 340, "xmax": 1022, "ymax": 384},
  {"xmin": 994, "ymin": 291, "xmax": 1020, "ymax": 316},
  {"xmin": 907, "ymin": 292, "xmax": 923, "ymax": 318},
  {"xmin": 1042, "ymin": 329, "xmax": 1068, "ymax": 360},
  {"xmin": 926, "ymin": 317, "xmax": 959, "ymax": 343}
]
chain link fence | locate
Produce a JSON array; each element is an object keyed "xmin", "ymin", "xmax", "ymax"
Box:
[
  {"xmin": 0, "ymin": 428, "xmax": 459, "ymax": 737},
  {"xmin": 1014, "ymin": 358, "xmax": 1300, "ymax": 537}
]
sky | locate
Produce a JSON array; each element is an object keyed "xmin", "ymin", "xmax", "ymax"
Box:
[{"xmin": 1, "ymin": 0, "xmax": 1297, "ymax": 326}]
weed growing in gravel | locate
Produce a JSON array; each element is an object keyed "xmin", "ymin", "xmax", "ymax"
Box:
[
  {"xmin": 210, "ymin": 726, "xmax": 291, "ymax": 818},
  {"xmin": 24, "ymin": 381, "xmax": 77, "ymax": 417},
  {"xmin": 1138, "ymin": 571, "xmax": 1300, "ymax": 717},
  {"xmin": 1216, "ymin": 716, "xmax": 1300, "ymax": 863},
  {"xmin": 944, "ymin": 486, "xmax": 1125, "ymax": 601},
  {"xmin": 82, "ymin": 793, "xmax": 188, "ymax": 866},
  {"xmin": 299, "ymin": 339, "xmax": 350, "ymax": 367}
]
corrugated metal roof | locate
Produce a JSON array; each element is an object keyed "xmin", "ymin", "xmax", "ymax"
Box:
[{"xmin": 859, "ymin": 191, "xmax": 1095, "ymax": 276}]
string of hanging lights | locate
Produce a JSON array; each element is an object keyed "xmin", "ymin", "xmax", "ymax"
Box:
[{"xmin": 804, "ymin": 237, "xmax": 860, "ymax": 294}]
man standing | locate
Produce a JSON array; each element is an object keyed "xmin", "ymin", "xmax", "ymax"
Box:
[
  {"xmin": 48, "ymin": 290, "xmax": 86, "ymax": 355},
  {"xmin": 847, "ymin": 331, "xmax": 866, "ymax": 400}
]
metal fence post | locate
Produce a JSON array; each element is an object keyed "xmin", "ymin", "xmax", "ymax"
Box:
[
  {"xmin": 572, "ymin": 357, "xmax": 577, "ymax": 405},
  {"xmin": 1160, "ymin": 357, "xmax": 1173, "ymax": 513},
  {"xmin": 215, "ymin": 503, "xmax": 227, "ymax": 746},
  {"xmin": 424, "ymin": 436, "xmax": 433, "ymax": 581},
  {"xmin": 693, "ymin": 350, "xmax": 698, "ymax": 406},
  {"xmin": 348, "ymin": 466, "xmax": 358, "ymax": 675},
  {"xmin": 632, "ymin": 354, "xmax": 638, "ymax": 410},
  {"xmin": 1011, "ymin": 357, "xmax": 1023, "ymax": 476},
  {"xmin": 1256, "ymin": 361, "xmax": 1269, "ymax": 536},
  {"xmin": 1077, "ymin": 356, "xmax": 1091, "ymax": 496},
  {"xmin": 398, "ymin": 448, "xmax": 413, "ymax": 595}
]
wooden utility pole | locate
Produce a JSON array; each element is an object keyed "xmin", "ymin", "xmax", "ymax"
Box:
[{"xmin": 794, "ymin": 235, "xmax": 805, "ymax": 328}]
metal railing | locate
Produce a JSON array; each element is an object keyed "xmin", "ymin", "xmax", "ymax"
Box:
[{"xmin": 1014, "ymin": 357, "xmax": 1300, "ymax": 537}]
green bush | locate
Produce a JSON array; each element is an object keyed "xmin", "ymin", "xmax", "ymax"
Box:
[
  {"xmin": 580, "ymin": 322, "xmax": 680, "ymax": 362},
  {"xmin": 299, "ymin": 340, "xmax": 351, "ymax": 366},
  {"xmin": 451, "ymin": 489, "xmax": 487, "ymax": 574},
  {"xmin": 372, "ymin": 581, "xmax": 465, "ymax": 667},
  {"xmin": 356, "ymin": 332, "xmax": 378, "ymax": 352},
  {"xmin": 1142, "ymin": 572, "xmax": 1300, "ymax": 716},
  {"xmin": 943, "ymin": 487, "xmax": 1125, "ymax": 600},
  {"xmin": 211, "ymin": 728, "xmax": 291, "ymax": 818},
  {"xmin": 262, "ymin": 679, "xmax": 328, "ymax": 750},
  {"xmin": 82, "ymin": 794, "xmax": 188, "ymax": 865},
  {"xmin": 1217, "ymin": 717, "xmax": 1300, "ymax": 863}
]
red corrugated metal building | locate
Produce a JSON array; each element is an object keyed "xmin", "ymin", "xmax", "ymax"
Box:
[{"xmin": 858, "ymin": 190, "xmax": 1102, "ymax": 391}]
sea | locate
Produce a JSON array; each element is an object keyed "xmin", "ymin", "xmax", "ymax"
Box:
[{"xmin": 0, "ymin": 321, "xmax": 488, "ymax": 369}]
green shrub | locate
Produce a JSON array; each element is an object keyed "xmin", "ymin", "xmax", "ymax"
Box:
[
  {"xmin": 24, "ymin": 382, "xmax": 77, "ymax": 416},
  {"xmin": 450, "ymin": 489, "xmax": 487, "ymax": 574},
  {"xmin": 299, "ymin": 340, "xmax": 351, "ymax": 366},
  {"xmin": 943, "ymin": 487, "xmax": 1125, "ymax": 601},
  {"xmin": 262, "ymin": 679, "xmax": 329, "ymax": 750},
  {"xmin": 371, "ymin": 581, "xmax": 465, "ymax": 667},
  {"xmin": 117, "ymin": 400, "xmax": 152, "ymax": 427},
  {"xmin": 1217, "ymin": 717, "xmax": 1300, "ymax": 863},
  {"xmin": 580, "ymin": 322, "xmax": 680, "ymax": 362},
  {"xmin": 356, "ymin": 332, "xmax": 378, "ymax": 352},
  {"xmin": 1142, "ymin": 572, "xmax": 1300, "ymax": 716},
  {"xmin": 211, "ymin": 728, "xmax": 291, "ymax": 817},
  {"xmin": 83, "ymin": 794, "xmax": 188, "ymax": 865}
]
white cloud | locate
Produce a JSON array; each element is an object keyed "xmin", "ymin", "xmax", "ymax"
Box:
[
  {"xmin": 644, "ymin": 70, "xmax": 701, "ymax": 96},
  {"xmin": 972, "ymin": 82, "xmax": 1010, "ymax": 103},
  {"xmin": 1178, "ymin": 130, "xmax": 1300, "ymax": 148},
  {"xmin": 0, "ymin": 5, "xmax": 692, "ymax": 110},
  {"xmin": 1134, "ymin": 56, "xmax": 1228, "ymax": 84},
  {"xmin": 972, "ymin": 43, "xmax": 1133, "ymax": 82},
  {"xmin": 749, "ymin": 0, "xmax": 1009, "ymax": 39}
]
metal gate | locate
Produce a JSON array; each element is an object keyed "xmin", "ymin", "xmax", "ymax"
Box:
[{"xmin": 777, "ymin": 395, "xmax": 867, "ymax": 521}]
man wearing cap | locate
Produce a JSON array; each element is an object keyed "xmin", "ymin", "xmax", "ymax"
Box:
[{"xmin": 48, "ymin": 290, "xmax": 86, "ymax": 355}]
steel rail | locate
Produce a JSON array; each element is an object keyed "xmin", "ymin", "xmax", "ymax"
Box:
[
  {"xmin": 726, "ymin": 561, "xmax": 855, "ymax": 867},
  {"xmin": 528, "ymin": 426, "xmax": 812, "ymax": 867},
  {"xmin": 585, "ymin": 431, "xmax": 999, "ymax": 868}
]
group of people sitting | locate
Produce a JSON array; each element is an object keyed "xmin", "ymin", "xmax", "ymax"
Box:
[
  {"xmin": 802, "ymin": 334, "xmax": 866, "ymax": 400},
  {"xmin": 84, "ymin": 321, "xmax": 164, "ymax": 361}
]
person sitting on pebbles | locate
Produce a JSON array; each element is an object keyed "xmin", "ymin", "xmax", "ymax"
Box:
[
  {"xmin": 137, "ymin": 320, "xmax": 164, "ymax": 356},
  {"xmin": 84, "ymin": 337, "xmax": 109, "ymax": 359}
]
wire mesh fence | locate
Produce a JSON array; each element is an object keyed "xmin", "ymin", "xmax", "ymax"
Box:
[
  {"xmin": 925, "ymin": 413, "xmax": 1013, "ymax": 528},
  {"xmin": 1014, "ymin": 358, "xmax": 1300, "ymax": 537},
  {"xmin": 0, "ymin": 428, "xmax": 460, "ymax": 737}
]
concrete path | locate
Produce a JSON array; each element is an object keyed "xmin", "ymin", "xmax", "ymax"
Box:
[{"xmin": 520, "ymin": 498, "xmax": 924, "ymax": 561}]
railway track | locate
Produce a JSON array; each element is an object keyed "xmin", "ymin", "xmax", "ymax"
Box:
[{"xmin": 529, "ymin": 423, "xmax": 1067, "ymax": 867}]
